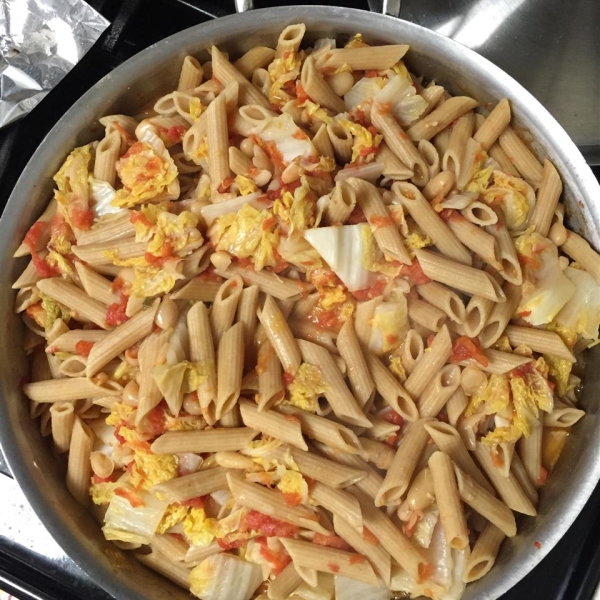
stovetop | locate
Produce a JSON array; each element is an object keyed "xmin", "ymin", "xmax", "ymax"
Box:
[{"xmin": 0, "ymin": 0, "xmax": 599, "ymax": 599}]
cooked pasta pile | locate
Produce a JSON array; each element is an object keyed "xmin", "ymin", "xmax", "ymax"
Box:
[{"xmin": 13, "ymin": 23, "xmax": 600, "ymax": 600}]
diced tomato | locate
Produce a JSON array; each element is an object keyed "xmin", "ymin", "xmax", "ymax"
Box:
[
  {"xmin": 122, "ymin": 141, "xmax": 145, "ymax": 159},
  {"xmin": 426, "ymin": 334, "xmax": 436, "ymax": 348},
  {"xmin": 327, "ymin": 561, "xmax": 340, "ymax": 573},
  {"xmin": 106, "ymin": 294, "xmax": 128, "ymax": 327},
  {"xmin": 346, "ymin": 206, "xmax": 367, "ymax": 224},
  {"xmin": 386, "ymin": 334, "xmax": 399, "ymax": 346},
  {"xmin": 378, "ymin": 101, "xmax": 392, "ymax": 115},
  {"xmin": 512, "ymin": 363, "xmax": 535, "ymax": 379},
  {"xmin": 312, "ymin": 307, "xmax": 340, "ymax": 330},
  {"xmin": 313, "ymin": 533, "xmax": 352, "ymax": 551},
  {"xmin": 23, "ymin": 221, "xmax": 60, "ymax": 278},
  {"xmin": 196, "ymin": 265, "xmax": 223, "ymax": 283},
  {"xmin": 534, "ymin": 541, "xmax": 542, "ymax": 549},
  {"xmin": 382, "ymin": 409, "xmax": 404, "ymax": 426},
  {"xmin": 282, "ymin": 371, "xmax": 295, "ymax": 387},
  {"xmin": 385, "ymin": 433, "xmax": 399, "ymax": 446},
  {"xmin": 450, "ymin": 336, "xmax": 489, "ymax": 367},
  {"xmin": 400, "ymin": 258, "xmax": 430, "ymax": 285},
  {"xmin": 143, "ymin": 403, "xmax": 167, "ymax": 439},
  {"xmin": 535, "ymin": 466, "xmax": 548, "ymax": 487},
  {"xmin": 180, "ymin": 496, "xmax": 207, "ymax": 509},
  {"xmin": 284, "ymin": 413, "xmax": 302, "ymax": 424},
  {"xmin": 71, "ymin": 207, "xmax": 94, "ymax": 231},
  {"xmin": 282, "ymin": 492, "xmax": 303, "ymax": 507},
  {"xmin": 369, "ymin": 214, "xmax": 394, "ymax": 229},
  {"xmin": 418, "ymin": 562, "xmax": 433, "ymax": 584},
  {"xmin": 353, "ymin": 278, "xmax": 387, "ymax": 302},
  {"xmin": 517, "ymin": 252, "xmax": 542, "ymax": 269},
  {"xmin": 218, "ymin": 176, "xmax": 235, "ymax": 193},
  {"xmin": 242, "ymin": 510, "xmax": 299, "ymax": 538},
  {"xmin": 130, "ymin": 211, "xmax": 153, "ymax": 227},
  {"xmin": 110, "ymin": 277, "xmax": 126, "ymax": 293},
  {"xmin": 257, "ymin": 537, "xmax": 291, "ymax": 575},
  {"xmin": 516, "ymin": 310, "xmax": 532, "ymax": 318},
  {"xmin": 75, "ymin": 340, "xmax": 94, "ymax": 356},
  {"xmin": 23, "ymin": 221, "xmax": 46, "ymax": 251},
  {"xmin": 115, "ymin": 487, "xmax": 144, "ymax": 507},
  {"xmin": 349, "ymin": 107, "xmax": 368, "ymax": 127},
  {"xmin": 491, "ymin": 447, "xmax": 504, "ymax": 468},
  {"xmin": 92, "ymin": 473, "xmax": 117, "ymax": 484},
  {"xmin": 166, "ymin": 125, "xmax": 187, "ymax": 144},
  {"xmin": 217, "ymin": 537, "xmax": 247, "ymax": 550},
  {"xmin": 262, "ymin": 215, "xmax": 277, "ymax": 231},
  {"xmin": 365, "ymin": 70, "xmax": 380, "ymax": 78},
  {"xmin": 438, "ymin": 208, "xmax": 456, "ymax": 222},
  {"xmin": 145, "ymin": 241, "xmax": 174, "ymax": 266},
  {"xmin": 295, "ymin": 82, "xmax": 310, "ymax": 104},
  {"xmin": 114, "ymin": 425, "xmax": 127, "ymax": 445},
  {"xmin": 292, "ymin": 129, "xmax": 309, "ymax": 140}
]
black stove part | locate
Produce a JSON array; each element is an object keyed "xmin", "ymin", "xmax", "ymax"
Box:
[{"xmin": 0, "ymin": 1, "xmax": 599, "ymax": 599}]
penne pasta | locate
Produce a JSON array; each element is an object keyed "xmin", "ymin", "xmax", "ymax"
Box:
[
  {"xmin": 560, "ymin": 230, "xmax": 600, "ymax": 283},
  {"xmin": 407, "ymin": 96, "xmax": 479, "ymax": 141},
  {"xmin": 529, "ymin": 159, "xmax": 562, "ymax": 237},
  {"xmin": 408, "ymin": 297, "xmax": 447, "ymax": 332},
  {"xmin": 152, "ymin": 466, "xmax": 230, "ymax": 503},
  {"xmin": 216, "ymin": 322, "xmax": 245, "ymax": 420},
  {"xmin": 310, "ymin": 481, "xmax": 363, "ymax": 532},
  {"xmin": 498, "ymin": 126, "xmax": 543, "ymax": 189},
  {"xmin": 209, "ymin": 275, "xmax": 243, "ymax": 342},
  {"xmin": 416, "ymin": 282, "xmax": 466, "ymax": 324},
  {"xmin": 319, "ymin": 44, "xmax": 409, "ymax": 71},
  {"xmin": 417, "ymin": 364, "xmax": 461, "ymax": 418},
  {"xmin": 178, "ymin": 55, "xmax": 203, "ymax": 91},
  {"xmin": 151, "ymin": 428, "xmax": 258, "ymax": 455},
  {"xmin": 464, "ymin": 523, "xmax": 506, "ymax": 582},
  {"xmin": 49, "ymin": 402, "xmax": 75, "ymax": 453},
  {"xmin": 23, "ymin": 377, "xmax": 121, "ymax": 403},
  {"xmin": 503, "ymin": 324, "xmax": 575, "ymax": 361},
  {"xmin": 66, "ymin": 417, "xmax": 93, "ymax": 505},
  {"xmin": 479, "ymin": 282, "xmax": 522, "ymax": 348},
  {"xmin": 473, "ymin": 99, "xmax": 511, "ymax": 151}
]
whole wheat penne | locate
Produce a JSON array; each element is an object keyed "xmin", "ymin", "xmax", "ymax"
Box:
[
  {"xmin": 227, "ymin": 472, "xmax": 328, "ymax": 534},
  {"xmin": 36, "ymin": 278, "xmax": 109, "ymax": 329},
  {"xmin": 316, "ymin": 444, "xmax": 384, "ymax": 501},
  {"xmin": 278, "ymin": 406, "xmax": 363, "ymax": 454},
  {"xmin": 366, "ymin": 416, "xmax": 401, "ymax": 441},
  {"xmin": 93, "ymin": 131, "xmax": 121, "ymax": 186},
  {"xmin": 404, "ymin": 324, "xmax": 452, "ymax": 400},
  {"xmin": 560, "ymin": 230, "xmax": 600, "ymax": 282},
  {"xmin": 206, "ymin": 92, "xmax": 231, "ymax": 194},
  {"xmin": 463, "ymin": 295, "xmax": 495, "ymax": 338},
  {"xmin": 488, "ymin": 142, "xmax": 520, "ymax": 177},
  {"xmin": 371, "ymin": 103, "xmax": 429, "ymax": 187},
  {"xmin": 529, "ymin": 159, "xmax": 563, "ymax": 237},
  {"xmin": 407, "ymin": 96, "xmax": 479, "ymax": 142},
  {"xmin": 136, "ymin": 549, "xmax": 192, "ymax": 588},
  {"xmin": 464, "ymin": 523, "xmax": 506, "ymax": 582},
  {"xmin": 474, "ymin": 443, "xmax": 537, "ymax": 516},
  {"xmin": 517, "ymin": 412, "xmax": 544, "ymax": 488},
  {"xmin": 298, "ymin": 339, "xmax": 371, "ymax": 428},
  {"xmin": 461, "ymin": 349, "xmax": 532, "ymax": 375},
  {"xmin": 270, "ymin": 446, "xmax": 365, "ymax": 488},
  {"xmin": 311, "ymin": 481, "xmax": 363, "ymax": 532},
  {"xmin": 545, "ymin": 405, "xmax": 586, "ymax": 428},
  {"xmin": 408, "ymin": 297, "xmax": 447, "ymax": 332},
  {"xmin": 171, "ymin": 279, "xmax": 221, "ymax": 302},
  {"xmin": 484, "ymin": 210, "xmax": 523, "ymax": 285},
  {"xmin": 420, "ymin": 84, "xmax": 445, "ymax": 117},
  {"xmin": 66, "ymin": 417, "xmax": 93, "ymax": 505},
  {"xmin": 256, "ymin": 342, "xmax": 284, "ymax": 411},
  {"xmin": 358, "ymin": 437, "xmax": 395, "ymax": 470},
  {"xmin": 498, "ymin": 126, "xmax": 543, "ymax": 189},
  {"xmin": 178, "ymin": 55, "xmax": 203, "ymax": 91},
  {"xmin": 454, "ymin": 464, "xmax": 516, "ymax": 537},
  {"xmin": 399, "ymin": 329, "xmax": 425, "ymax": 376},
  {"xmin": 446, "ymin": 388, "xmax": 468, "ymax": 428},
  {"xmin": 332, "ymin": 514, "xmax": 392, "ymax": 586},
  {"xmin": 365, "ymin": 353, "xmax": 418, "ymax": 422},
  {"xmin": 211, "ymin": 46, "xmax": 270, "ymax": 108},
  {"xmin": 376, "ymin": 142, "xmax": 414, "ymax": 181},
  {"xmin": 86, "ymin": 300, "xmax": 159, "ymax": 376},
  {"xmin": 312, "ymin": 123, "xmax": 335, "ymax": 158},
  {"xmin": 510, "ymin": 452, "xmax": 539, "ymax": 507},
  {"xmin": 327, "ymin": 120, "xmax": 353, "ymax": 164},
  {"xmin": 320, "ymin": 44, "xmax": 409, "ymax": 71},
  {"xmin": 258, "ymin": 295, "xmax": 301, "ymax": 375},
  {"xmin": 424, "ymin": 421, "xmax": 495, "ymax": 495},
  {"xmin": 377, "ymin": 418, "xmax": 433, "ymax": 506},
  {"xmin": 419, "ymin": 139, "xmax": 440, "ymax": 179},
  {"xmin": 416, "ymin": 282, "xmax": 466, "ymax": 324},
  {"xmin": 353, "ymin": 296, "xmax": 382, "ymax": 348},
  {"xmin": 214, "ymin": 262, "xmax": 310, "ymax": 300},
  {"xmin": 49, "ymin": 402, "xmax": 75, "ymax": 453},
  {"xmin": 74, "ymin": 262, "xmax": 120, "ymax": 307},
  {"xmin": 216, "ymin": 321, "xmax": 244, "ymax": 419},
  {"xmin": 267, "ymin": 562, "xmax": 303, "ymax": 600},
  {"xmin": 336, "ymin": 319, "xmax": 375, "ymax": 409},
  {"xmin": 234, "ymin": 46, "xmax": 276, "ymax": 78},
  {"xmin": 323, "ymin": 181, "xmax": 357, "ymax": 225},
  {"xmin": 151, "ymin": 428, "xmax": 258, "ymax": 455},
  {"xmin": 418, "ymin": 364, "xmax": 461, "ymax": 418},
  {"xmin": 422, "ymin": 170, "xmax": 456, "ymax": 202},
  {"xmin": 504, "ymin": 325, "xmax": 575, "ymax": 361},
  {"xmin": 281, "ymin": 538, "xmax": 378, "ymax": 585},
  {"xmin": 210, "ymin": 275, "xmax": 243, "ymax": 342},
  {"xmin": 47, "ymin": 330, "xmax": 108, "ymax": 353},
  {"xmin": 462, "ymin": 201, "xmax": 499, "ymax": 227},
  {"xmin": 152, "ymin": 466, "xmax": 230, "ymax": 503},
  {"xmin": 275, "ymin": 23, "xmax": 305, "ymax": 57},
  {"xmin": 415, "ymin": 249, "xmax": 506, "ymax": 302},
  {"xmin": 23, "ymin": 377, "xmax": 121, "ymax": 402},
  {"xmin": 443, "ymin": 111, "xmax": 474, "ymax": 182},
  {"xmin": 473, "ymin": 99, "xmax": 511, "ymax": 151},
  {"xmin": 240, "ymin": 400, "xmax": 307, "ymax": 450},
  {"xmin": 429, "ymin": 451, "xmax": 469, "ymax": 549},
  {"xmin": 394, "ymin": 182, "xmax": 472, "ymax": 265},
  {"xmin": 301, "ymin": 56, "xmax": 345, "ymax": 113},
  {"xmin": 446, "ymin": 212, "xmax": 502, "ymax": 269},
  {"xmin": 350, "ymin": 487, "xmax": 429, "ymax": 581},
  {"xmin": 348, "ymin": 178, "xmax": 411, "ymax": 264},
  {"xmin": 71, "ymin": 238, "xmax": 146, "ymax": 266},
  {"xmin": 151, "ymin": 534, "xmax": 190, "ymax": 563},
  {"xmin": 479, "ymin": 282, "xmax": 522, "ymax": 347},
  {"xmin": 76, "ymin": 213, "xmax": 135, "ymax": 246},
  {"xmin": 12, "ymin": 258, "xmax": 42, "ymax": 290}
]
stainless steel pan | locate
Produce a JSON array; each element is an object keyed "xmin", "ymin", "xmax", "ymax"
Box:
[{"xmin": 0, "ymin": 6, "xmax": 598, "ymax": 600}]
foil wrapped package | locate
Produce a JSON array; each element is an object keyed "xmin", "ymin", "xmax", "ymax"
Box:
[{"xmin": 0, "ymin": 0, "xmax": 110, "ymax": 128}]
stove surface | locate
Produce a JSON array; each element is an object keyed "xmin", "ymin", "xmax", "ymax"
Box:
[{"xmin": 0, "ymin": 0, "xmax": 599, "ymax": 599}]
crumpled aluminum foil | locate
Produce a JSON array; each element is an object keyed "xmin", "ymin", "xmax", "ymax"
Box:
[{"xmin": 0, "ymin": 0, "xmax": 110, "ymax": 128}]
